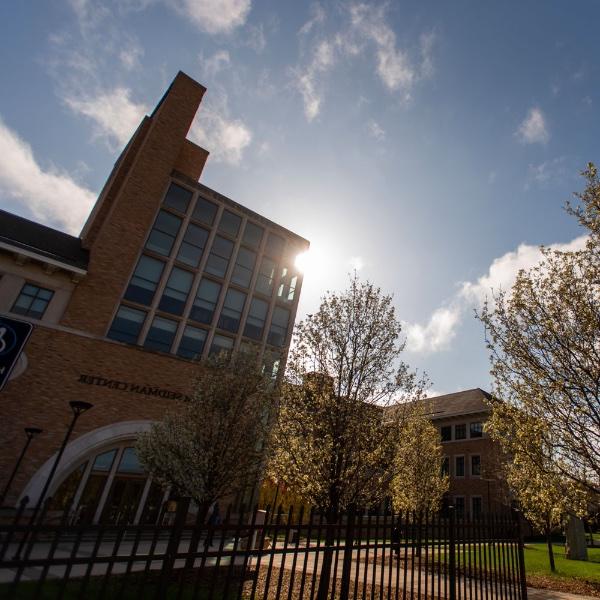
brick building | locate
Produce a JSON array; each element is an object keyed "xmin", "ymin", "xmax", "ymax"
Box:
[
  {"xmin": 426, "ymin": 388, "xmax": 508, "ymax": 516},
  {"xmin": 0, "ymin": 72, "xmax": 309, "ymax": 525}
]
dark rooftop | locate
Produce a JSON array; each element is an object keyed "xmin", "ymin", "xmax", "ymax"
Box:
[
  {"xmin": 0, "ymin": 210, "xmax": 89, "ymax": 271},
  {"xmin": 422, "ymin": 388, "xmax": 493, "ymax": 419}
]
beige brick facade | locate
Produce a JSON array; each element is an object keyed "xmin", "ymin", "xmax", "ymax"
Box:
[{"xmin": 0, "ymin": 71, "xmax": 309, "ymax": 520}]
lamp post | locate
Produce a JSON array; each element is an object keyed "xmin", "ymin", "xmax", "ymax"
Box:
[
  {"xmin": 34, "ymin": 401, "xmax": 93, "ymax": 515},
  {"xmin": 482, "ymin": 477, "xmax": 495, "ymax": 513},
  {"xmin": 0, "ymin": 427, "xmax": 43, "ymax": 506}
]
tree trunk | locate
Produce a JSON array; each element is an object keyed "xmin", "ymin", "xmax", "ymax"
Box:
[
  {"xmin": 545, "ymin": 526, "xmax": 556, "ymax": 573},
  {"xmin": 565, "ymin": 514, "xmax": 588, "ymax": 561},
  {"xmin": 316, "ymin": 507, "xmax": 338, "ymax": 600}
]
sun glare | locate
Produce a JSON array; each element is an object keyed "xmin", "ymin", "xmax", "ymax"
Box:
[{"xmin": 294, "ymin": 250, "xmax": 313, "ymax": 273}]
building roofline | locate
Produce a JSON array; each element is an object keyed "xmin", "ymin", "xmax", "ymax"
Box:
[{"xmin": 171, "ymin": 170, "xmax": 311, "ymax": 248}]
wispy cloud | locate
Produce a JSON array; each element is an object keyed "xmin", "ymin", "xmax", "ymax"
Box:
[
  {"xmin": 119, "ymin": 40, "xmax": 144, "ymax": 70},
  {"xmin": 299, "ymin": 2, "xmax": 326, "ymax": 36},
  {"xmin": 525, "ymin": 157, "xmax": 567, "ymax": 189},
  {"xmin": 190, "ymin": 92, "xmax": 252, "ymax": 165},
  {"xmin": 367, "ymin": 119, "xmax": 385, "ymax": 141},
  {"xmin": 292, "ymin": 2, "xmax": 435, "ymax": 121},
  {"xmin": 405, "ymin": 235, "xmax": 589, "ymax": 355},
  {"xmin": 200, "ymin": 50, "xmax": 231, "ymax": 79},
  {"xmin": 0, "ymin": 117, "xmax": 95, "ymax": 234},
  {"xmin": 64, "ymin": 87, "xmax": 148, "ymax": 148},
  {"xmin": 516, "ymin": 107, "xmax": 549, "ymax": 144},
  {"xmin": 170, "ymin": 0, "xmax": 251, "ymax": 34},
  {"xmin": 292, "ymin": 40, "xmax": 336, "ymax": 122}
]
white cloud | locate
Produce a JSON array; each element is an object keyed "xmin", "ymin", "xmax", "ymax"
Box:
[
  {"xmin": 170, "ymin": 0, "xmax": 251, "ymax": 34},
  {"xmin": 119, "ymin": 41, "xmax": 144, "ymax": 70},
  {"xmin": 525, "ymin": 157, "xmax": 566, "ymax": 188},
  {"xmin": 405, "ymin": 304, "xmax": 462, "ymax": 354},
  {"xmin": 367, "ymin": 119, "xmax": 385, "ymax": 141},
  {"xmin": 299, "ymin": 3, "xmax": 326, "ymax": 36},
  {"xmin": 459, "ymin": 236, "xmax": 588, "ymax": 306},
  {"xmin": 0, "ymin": 117, "xmax": 95, "ymax": 234},
  {"xmin": 190, "ymin": 105, "xmax": 252, "ymax": 165},
  {"xmin": 292, "ymin": 3, "xmax": 435, "ymax": 121},
  {"xmin": 200, "ymin": 50, "xmax": 231, "ymax": 78},
  {"xmin": 516, "ymin": 107, "xmax": 549, "ymax": 144},
  {"xmin": 349, "ymin": 4, "xmax": 433, "ymax": 98},
  {"xmin": 293, "ymin": 40, "xmax": 336, "ymax": 121},
  {"xmin": 406, "ymin": 235, "xmax": 589, "ymax": 355},
  {"xmin": 64, "ymin": 87, "xmax": 148, "ymax": 147}
]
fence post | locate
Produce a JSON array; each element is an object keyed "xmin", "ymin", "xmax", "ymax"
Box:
[
  {"xmin": 449, "ymin": 505, "xmax": 456, "ymax": 600},
  {"xmin": 156, "ymin": 496, "xmax": 190, "ymax": 600},
  {"xmin": 513, "ymin": 509, "xmax": 528, "ymax": 600},
  {"xmin": 339, "ymin": 505, "xmax": 355, "ymax": 600}
]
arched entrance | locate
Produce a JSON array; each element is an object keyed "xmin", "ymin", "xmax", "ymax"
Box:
[
  {"xmin": 21, "ymin": 421, "xmax": 168, "ymax": 525},
  {"xmin": 49, "ymin": 444, "xmax": 167, "ymax": 525}
]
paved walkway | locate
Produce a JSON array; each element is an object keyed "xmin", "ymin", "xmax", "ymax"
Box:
[{"xmin": 2, "ymin": 537, "xmax": 598, "ymax": 600}]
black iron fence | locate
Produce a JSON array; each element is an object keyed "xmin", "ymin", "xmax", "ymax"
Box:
[{"xmin": 0, "ymin": 497, "xmax": 527, "ymax": 600}]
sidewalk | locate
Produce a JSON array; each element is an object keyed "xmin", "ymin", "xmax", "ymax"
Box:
[{"xmin": 528, "ymin": 588, "xmax": 597, "ymax": 600}]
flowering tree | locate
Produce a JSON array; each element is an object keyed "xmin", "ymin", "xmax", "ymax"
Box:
[
  {"xmin": 391, "ymin": 413, "xmax": 449, "ymax": 514},
  {"xmin": 136, "ymin": 351, "xmax": 276, "ymax": 520},
  {"xmin": 268, "ymin": 275, "xmax": 428, "ymax": 598},
  {"xmin": 479, "ymin": 164, "xmax": 600, "ymax": 561}
]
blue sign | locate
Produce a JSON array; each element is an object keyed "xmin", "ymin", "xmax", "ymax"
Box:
[{"xmin": 0, "ymin": 315, "xmax": 33, "ymax": 391}]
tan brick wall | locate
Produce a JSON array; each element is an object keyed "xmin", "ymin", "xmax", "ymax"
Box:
[
  {"xmin": 437, "ymin": 414, "xmax": 508, "ymax": 512},
  {"xmin": 0, "ymin": 324, "xmax": 202, "ymax": 506},
  {"xmin": 61, "ymin": 72, "xmax": 206, "ymax": 336}
]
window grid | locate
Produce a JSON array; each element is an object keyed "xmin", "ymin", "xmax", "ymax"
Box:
[
  {"xmin": 110, "ymin": 179, "xmax": 304, "ymax": 363},
  {"xmin": 11, "ymin": 283, "xmax": 54, "ymax": 320}
]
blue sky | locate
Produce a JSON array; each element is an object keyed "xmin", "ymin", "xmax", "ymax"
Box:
[{"xmin": 0, "ymin": 0, "xmax": 598, "ymax": 396}]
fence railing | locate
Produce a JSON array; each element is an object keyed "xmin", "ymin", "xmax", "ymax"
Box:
[{"xmin": 0, "ymin": 497, "xmax": 527, "ymax": 600}]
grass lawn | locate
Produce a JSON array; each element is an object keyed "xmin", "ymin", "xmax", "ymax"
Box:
[{"xmin": 524, "ymin": 542, "xmax": 600, "ymax": 596}]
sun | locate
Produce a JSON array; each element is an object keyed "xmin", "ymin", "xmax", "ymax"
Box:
[{"xmin": 294, "ymin": 250, "xmax": 313, "ymax": 273}]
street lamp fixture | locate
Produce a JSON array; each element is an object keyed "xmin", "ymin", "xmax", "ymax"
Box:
[
  {"xmin": 34, "ymin": 401, "xmax": 94, "ymax": 516},
  {"xmin": 69, "ymin": 400, "xmax": 93, "ymax": 416},
  {"xmin": 0, "ymin": 427, "xmax": 43, "ymax": 506}
]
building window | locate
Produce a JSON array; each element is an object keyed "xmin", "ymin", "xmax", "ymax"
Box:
[
  {"xmin": 242, "ymin": 222, "xmax": 264, "ymax": 249},
  {"xmin": 144, "ymin": 316, "xmax": 178, "ymax": 353},
  {"xmin": 455, "ymin": 456, "xmax": 465, "ymax": 477},
  {"xmin": 177, "ymin": 325, "xmax": 207, "ymax": 360},
  {"xmin": 192, "ymin": 196, "xmax": 218, "ymax": 226},
  {"xmin": 158, "ymin": 267, "xmax": 193, "ymax": 315},
  {"xmin": 163, "ymin": 183, "xmax": 192, "ymax": 214},
  {"xmin": 470, "ymin": 422, "xmax": 483, "ymax": 438},
  {"xmin": 218, "ymin": 210, "xmax": 242, "ymax": 238},
  {"xmin": 244, "ymin": 297, "xmax": 268, "ymax": 340},
  {"xmin": 146, "ymin": 210, "xmax": 182, "ymax": 257},
  {"xmin": 209, "ymin": 334, "xmax": 234, "ymax": 357},
  {"xmin": 441, "ymin": 456, "xmax": 450, "ymax": 476},
  {"xmin": 454, "ymin": 424, "xmax": 467, "ymax": 440},
  {"xmin": 205, "ymin": 236, "xmax": 234, "ymax": 278},
  {"xmin": 108, "ymin": 306, "xmax": 146, "ymax": 344},
  {"xmin": 471, "ymin": 496, "xmax": 483, "ymax": 518},
  {"xmin": 277, "ymin": 267, "xmax": 298, "ymax": 303},
  {"xmin": 218, "ymin": 288, "xmax": 247, "ymax": 333},
  {"xmin": 440, "ymin": 425, "xmax": 452, "ymax": 442},
  {"xmin": 454, "ymin": 496, "xmax": 465, "ymax": 517},
  {"xmin": 11, "ymin": 283, "xmax": 54, "ymax": 319},
  {"xmin": 177, "ymin": 223, "xmax": 209, "ymax": 267},
  {"xmin": 231, "ymin": 247, "xmax": 256, "ymax": 288},
  {"xmin": 124, "ymin": 255, "xmax": 164, "ymax": 306},
  {"xmin": 268, "ymin": 306, "xmax": 290, "ymax": 347},
  {"xmin": 265, "ymin": 232, "xmax": 285, "ymax": 258},
  {"xmin": 190, "ymin": 279, "xmax": 221, "ymax": 324},
  {"xmin": 255, "ymin": 257, "xmax": 276, "ymax": 296},
  {"xmin": 471, "ymin": 455, "xmax": 481, "ymax": 477}
]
